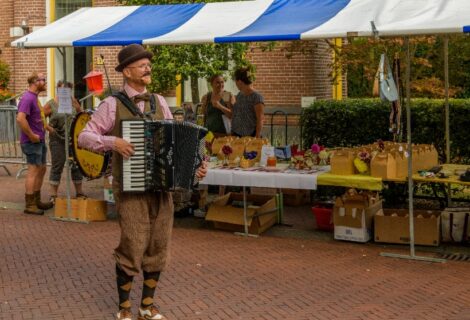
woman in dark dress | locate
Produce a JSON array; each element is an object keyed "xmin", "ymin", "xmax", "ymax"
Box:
[{"xmin": 231, "ymin": 68, "xmax": 265, "ymax": 138}]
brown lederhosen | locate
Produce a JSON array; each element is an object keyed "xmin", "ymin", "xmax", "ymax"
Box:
[{"xmin": 111, "ymin": 94, "xmax": 174, "ymax": 276}]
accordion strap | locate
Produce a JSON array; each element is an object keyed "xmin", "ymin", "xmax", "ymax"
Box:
[{"xmin": 112, "ymin": 91, "xmax": 156, "ymax": 120}]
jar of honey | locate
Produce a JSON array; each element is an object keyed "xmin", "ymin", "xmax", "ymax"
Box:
[{"xmin": 267, "ymin": 156, "xmax": 277, "ymax": 167}]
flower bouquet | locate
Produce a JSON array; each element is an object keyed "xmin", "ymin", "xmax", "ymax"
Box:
[
  {"xmin": 221, "ymin": 144, "xmax": 233, "ymax": 166},
  {"xmin": 354, "ymin": 150, "xmax": 371, "ymax": 174}
]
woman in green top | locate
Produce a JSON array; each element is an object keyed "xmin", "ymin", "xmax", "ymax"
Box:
[{"xmin": 200, "ymin": 74, "xmax": 234, "ymax": 137}]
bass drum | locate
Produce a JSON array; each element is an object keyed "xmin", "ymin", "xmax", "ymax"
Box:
[{"xmin": 70, "ymin": 111, "xmax": 110, "ymax": 179}]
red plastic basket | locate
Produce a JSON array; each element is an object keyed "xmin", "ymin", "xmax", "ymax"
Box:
[{"xmin": 311, "ymin": 206, "xmax": 334, "ymax": 231}]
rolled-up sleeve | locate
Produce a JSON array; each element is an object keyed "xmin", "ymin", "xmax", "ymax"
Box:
[{"xmin": 78, "ymin": 97, "xmax": 117, "ymax": 153}]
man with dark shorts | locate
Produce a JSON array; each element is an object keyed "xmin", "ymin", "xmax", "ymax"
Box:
[{"xmin": 16, "ymin": 72, "xmax": 53, "ymax": 215}]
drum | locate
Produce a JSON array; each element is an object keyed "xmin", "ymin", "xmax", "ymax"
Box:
[{"xmin": 70, "ymin": 111, "xmax": 109, "ymax": 179}]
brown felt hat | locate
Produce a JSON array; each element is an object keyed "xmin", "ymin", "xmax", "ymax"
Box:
[{"xmin": 115, "ymin": 44, "xmax": 153, "ymax": 72}]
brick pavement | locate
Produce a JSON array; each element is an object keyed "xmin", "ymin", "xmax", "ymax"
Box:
[{"xmin": 1, "ymin": 164, "xmax": 470, "ymax": 320}]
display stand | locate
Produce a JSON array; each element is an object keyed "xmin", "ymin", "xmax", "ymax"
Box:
[{"xmin": 50, "ymin": 47, "xmax": 87, "ymax": 224}]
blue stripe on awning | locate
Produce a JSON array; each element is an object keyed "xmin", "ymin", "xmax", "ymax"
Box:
[
  {"xmin": 215, "ymin": 0, "xmax": 350, "ymax": 43},
  {"xmin": 73, "ymin": 4, "xmax": 204, "ymax": 46},
  {"xmin": 464, "ymin": 26, "xmax": 470, "ymax": 33}
]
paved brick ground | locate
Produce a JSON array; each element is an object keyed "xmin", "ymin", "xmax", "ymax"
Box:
[{"xmin": 1, "ymin": 164, "xmax": 470, "ymax": 320}]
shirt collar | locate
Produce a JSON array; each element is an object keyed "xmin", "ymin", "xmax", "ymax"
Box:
[{"xmin": 123, "ymin": 83, "xmax": 147, "ymax": 99}]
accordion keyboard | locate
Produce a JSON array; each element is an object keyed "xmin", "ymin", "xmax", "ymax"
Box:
[
  {"xmin": 121, "ymin": 119, "xmax": 207, "ymax": 192},
  {"xmin": 122, "ymin": 120, "xmax": 147, "ymax": 192}
]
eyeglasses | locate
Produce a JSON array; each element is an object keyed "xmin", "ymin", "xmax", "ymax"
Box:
[{"xmin": 127, "ymin": 63, "xmax": 152, "ymax": 70}]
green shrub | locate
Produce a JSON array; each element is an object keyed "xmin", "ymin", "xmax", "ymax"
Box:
[{"xmin": 301, "ymin": 98, "xmax": 470, "ymax": 163}]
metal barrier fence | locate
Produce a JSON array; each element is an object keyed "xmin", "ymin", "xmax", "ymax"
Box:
[{"xmin": 0, "ymin": 104, "xmax": 27, "ymax": 177}]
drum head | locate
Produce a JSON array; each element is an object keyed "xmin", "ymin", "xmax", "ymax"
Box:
[{"xmin": 70, "ymin": 111, "xmax": 109, "ymax": 179}]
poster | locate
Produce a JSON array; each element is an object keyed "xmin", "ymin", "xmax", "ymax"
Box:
[{"xmin": 57, "ymin": 87, "xmax": 72, "ymax": 114}]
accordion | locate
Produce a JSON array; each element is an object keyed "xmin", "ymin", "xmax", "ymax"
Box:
[{"xmin": 121, "ymin": 119, "xmax": 207, "ymax": 192}]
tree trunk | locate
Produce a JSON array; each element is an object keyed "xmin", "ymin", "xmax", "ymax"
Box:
[{"xmin": 190, "ymin": 76, "xmax": 200, "ymax": 104}]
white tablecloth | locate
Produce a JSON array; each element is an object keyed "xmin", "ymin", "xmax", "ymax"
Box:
[{"xmin": 200, "ymin": 166, "xmax": 329, "ymax": 190}]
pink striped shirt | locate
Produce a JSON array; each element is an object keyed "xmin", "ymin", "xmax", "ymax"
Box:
[{"xmin": 78, "ymin": 83, "xmax": 173, "ymax": 153}]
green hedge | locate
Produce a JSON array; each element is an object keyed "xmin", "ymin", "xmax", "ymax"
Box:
[{"xmin": 301, "ymin": 98, "xmax": 470, "ymax": 163}]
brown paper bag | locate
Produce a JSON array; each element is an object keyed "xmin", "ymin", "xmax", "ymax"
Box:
[
  {"xmin": 371, "ymin": 152, "xmax": 397, "ymax": 179},
  {"xmin": 330, "ymin": 149, "xmax": 356, "ymax": 175},
  {"xmin": 245, "ymin": 138, "xmax": 269, "ymax": 162},
  {"xmin": 393, "ymin": 150, "xmax": 408, "ymax": 179},
  {"xmin": 212, "ymin": 136, "xmax": 234, "ymax": 156}
]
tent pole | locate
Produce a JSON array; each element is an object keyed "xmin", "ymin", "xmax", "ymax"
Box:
[
  {"xmin": 444, "ymin": 36, "xmax": 450, "ymax": 164},
  {"xmin": 444, "ymin": 36, "xmax": 452, "ymax": 207},
  {"xmin": 63, "ymin": 47, "xmax": 72, "ymax": 220},
  {"xmin": 404, "ymin": 36, "xmax": 415, "ymax": 258},
  {"xmin": 50, "ymin": 47, "xmax": 84, "ymax": 223},
  {"xmin": 380, "ymin": 37, "xmax": 445, "ymax": 263}
]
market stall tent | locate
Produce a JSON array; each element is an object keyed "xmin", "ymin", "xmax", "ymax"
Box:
[
  {"xmin": 11, "ymin": 0, "xmax": 470, "ymax": 261},
  {"xmin": 11, "ymin": 0, "xmax": 470, "ymax": 48}
]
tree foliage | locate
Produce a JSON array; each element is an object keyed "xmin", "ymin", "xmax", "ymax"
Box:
[
  {"xmin": 0, "ymin": 59, "xmax": 10, "ymax": 89},
  {"xmin": 331, "ymin": 35, "xmax": 470, "ymax": 98},
  {"xmin": 117, "ymin": 0, "xmax": 253, "ymax": 102},
  {"xmin": 0, "ymin": 59, "xmax": 12, "ymax": 102}
]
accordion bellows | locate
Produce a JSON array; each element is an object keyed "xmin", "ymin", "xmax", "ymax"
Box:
[{"xmin": 121, "ymin": 120, "xmax": 207, "ymax": 192}]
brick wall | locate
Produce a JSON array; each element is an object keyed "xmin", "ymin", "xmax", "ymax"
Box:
[
  {"xmin": 8, "ymin": 0, "xmax": 47, "ymax": 95},
  {"xmin": 0, "ymin": 1, "xmax": 14, "ymax": 76},
  {"xmin": 247, "ymin": 40, "xmax": 334, "ymax": 107}
]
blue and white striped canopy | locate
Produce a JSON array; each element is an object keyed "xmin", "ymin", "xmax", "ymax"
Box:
[{"xmin": 12, "ymin": 0, "xmax": 470, "ymax": 48}]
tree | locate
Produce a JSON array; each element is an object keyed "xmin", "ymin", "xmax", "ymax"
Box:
[
  {"xmin": 0, "ymin": 59, "xmax": 12, "ymax": 102},
  {"xmin": 117, "ymin": 0, "xmax": 253, "ymax": 103},
  {"xmin": 0, "ymin": 59, "xmax": 10, "ymax": 89},
  {"xmin": 331, "ymin": 35, "xmax": 470, "ymax": 98}
]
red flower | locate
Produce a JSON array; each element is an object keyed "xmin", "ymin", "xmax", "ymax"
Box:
[{"xmin": 222, "ymin": 144, "xmax": 233, "ymax": 156}]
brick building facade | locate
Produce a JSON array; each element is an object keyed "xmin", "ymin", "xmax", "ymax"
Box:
[{"xmin": 1, "ymin": 0, "xmax": 345, "ymax": 108}]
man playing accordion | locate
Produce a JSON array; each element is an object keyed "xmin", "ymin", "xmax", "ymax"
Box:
[{"xmin": 78, "ymin": 44, "xmax": 207, "ymax": 320}]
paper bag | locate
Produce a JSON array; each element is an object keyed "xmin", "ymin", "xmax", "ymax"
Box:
[
  {"xmin": 371, "ymin": 152, "xmax": 396, "ymax": 179},
  {"xmin": 259, "ymin": 145, "xmax": 275, "ymax": 167},
  {"xmin": 330, "ymin": 149, "xmax": 355, "ymax": 175}
]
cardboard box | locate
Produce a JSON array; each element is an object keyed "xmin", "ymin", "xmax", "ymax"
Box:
[
  {"xmin": 250, "ymin": 187, "xmax": 278, "ymax": 196},
  {"xmin": 333, "ymin": 193, "xmax": 382, "ymax": 243},
  {"xmin": 330, "ymin": 150, "xmax": 355, "ymax": 175},
  {"xmin": 205, "ymin": 193, "xmax": 278, "ymax": 234},
  {"xmin": 54, "ymin": 197, "xmax": 107, "ymax": 222},
  {"xmin": 375, "ymin": 209, "xmax": 440, "ymax": 246},
  {"xmin": 250, "ymin": 187, "xmax": 309, "ymax": 206},
  {"xmin": 281, "ymin": 188, "xmax": 310, "ymax": 206}
]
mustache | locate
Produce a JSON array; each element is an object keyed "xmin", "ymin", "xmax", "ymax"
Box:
[{"xmin": 142, "ymin": 72, "xmax": 151, "ymax": 77}]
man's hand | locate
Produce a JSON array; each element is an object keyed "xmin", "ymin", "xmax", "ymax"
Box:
[
  {"xmin": 30, "ymin": 134, "xmax": 40, "ymax": 143},
  {"xmin": 114, "ymin": 138, "xmax": 135, "ymax": 159},
  {"xmin": 196, "ymin": 161, "xmax": 208, "ymax": 179}
]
